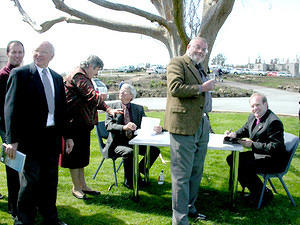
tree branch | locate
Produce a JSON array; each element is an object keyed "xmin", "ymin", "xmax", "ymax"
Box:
[
  {"xmin": 173, "ymin": 0, "xmax": 189, "ymax": 48},
  {"xmin": 88, "ymin": 0, "xmax": 169, "ymax": 28}
]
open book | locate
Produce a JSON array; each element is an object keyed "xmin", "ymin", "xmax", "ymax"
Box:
[
  {"xmin": 134, "ymin": 117, "xmax": 161, "ymax": 137},
  {"xmin": 0, "ymin": 145, "xmax": 26, "ymax": 173}
]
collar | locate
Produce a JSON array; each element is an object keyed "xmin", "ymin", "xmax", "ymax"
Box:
[{"xmin": 35, "ymin": 64, "xmax": 50, "ymax": 75}]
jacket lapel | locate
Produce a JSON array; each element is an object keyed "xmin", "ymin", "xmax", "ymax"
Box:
[
  {"xmin": 29, "ymin": 63, "xmax": 48, "ymax": 109},
  {"xmin": 183, "ymin": 55, "xmax": 203, "ymax": 84}
]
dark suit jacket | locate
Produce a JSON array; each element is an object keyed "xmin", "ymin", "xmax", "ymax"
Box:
[
  {"xmin": 164, "ymin": 54, "xmax": 205, "ymax": 135},
  {"xmin": 236, "ymin": 109, "xmax": 289, "ymax": 171},
  {"xmin": 4, "ymin": 63, "xmax": 69, "ymax": 155},
  {"xmin": 103, "ymin": 101, "xmax": 145, "ymax": 158}
]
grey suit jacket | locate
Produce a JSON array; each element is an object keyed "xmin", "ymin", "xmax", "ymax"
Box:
[{"xmin": 103, "ymin": 101, "xmax": 145, "ymax": 158}]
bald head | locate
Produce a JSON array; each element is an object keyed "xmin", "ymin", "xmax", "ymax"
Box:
[{"xmin": 33, "ymin": 41, "xmax": 55, "ymax": 68}]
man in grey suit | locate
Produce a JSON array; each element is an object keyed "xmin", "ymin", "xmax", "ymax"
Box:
[
  {"xmin": 104, "ymin": 83, "xmax": 161, "ymax": 189},
  {"xmin": 164, "ymin": 37, "xmax": 215, "ymax": 225}
]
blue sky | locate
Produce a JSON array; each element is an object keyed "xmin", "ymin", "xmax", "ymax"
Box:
[{"xmin": 0, "ymin": 0, "xmax": 299, "ymax": 73}]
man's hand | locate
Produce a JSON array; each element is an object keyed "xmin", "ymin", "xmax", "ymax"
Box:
[
  {"xmin": 224, "ymin": 130, "xmax": 237, "ymax": 138},
  {"xmin": 65, "ymin": 139, "xmax": 74, "ymax": 154},
  {"xmin": 3, "ymin": 143, "xmax": 18, "ymax": 159},
  {"xmin": 238, "ymin": 138, "xmax": 253, "ymax": 148},
  {"xmin": 123, "ymin": 122, "xmax": 137, "ymax": 131},
  {"xmin": 107, "ymin": 108, "xmax": 123, "ymax": 117},
  {"xmin": 200, "ymin": 79, "xmax": 215, "ymax": 92},
  {"xmin": 153, "ymin": 125, "xmax": 162, "ymax": 134}
]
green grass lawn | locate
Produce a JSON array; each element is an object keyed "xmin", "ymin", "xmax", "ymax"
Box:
[{"xmin": 0, "ymin": 112, "xmax": 299, "ymax": 225}]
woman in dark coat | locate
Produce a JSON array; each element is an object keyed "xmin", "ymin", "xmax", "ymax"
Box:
[{"xmin": 62, "ymin": 55, "xmax": 121, "ymax": 199}]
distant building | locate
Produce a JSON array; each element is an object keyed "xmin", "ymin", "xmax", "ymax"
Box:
[
  {"xmin": 248, "ymin": 61, "xmax": 299, "ymax": 77},
  {"xmin": 0, "ymin": 48, "xmax": 7, "ymax": 68}
]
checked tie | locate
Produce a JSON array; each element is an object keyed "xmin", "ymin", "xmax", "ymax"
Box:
[
  {"xmin": 122, "ymin": 104, "xmax": 132, "ymax": 139},
  {"xmin": 41, "ymin": 68, "xmax": 54, "ymax": 114}
]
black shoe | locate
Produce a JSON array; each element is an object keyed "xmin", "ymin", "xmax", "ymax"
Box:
[
  {"xmin": 188, "ymin": 212, "xmax": 206, "ymax": 221},
  {"xmin": 0, "ymin": 193, "xmax": 3, "ymax": 199},
  {"xmin": 82, "ymin": 190, "xmax": 101, "ymax": 196},
  {"xmin": 261, "ymin": 188, "xmax": 273, "ymax": 207}
]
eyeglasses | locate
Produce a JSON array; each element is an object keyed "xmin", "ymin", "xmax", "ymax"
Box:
[{"xmin": 192, "ymin": 45, "xmax": 208, "ymax": 53}]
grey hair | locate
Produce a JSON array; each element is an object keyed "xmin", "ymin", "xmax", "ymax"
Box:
[
  {"xmin": 80, "ymin": 55, "xmax": 104, "ymax": 70},
  {"xmin": 121, "ymin": 83, "xmax": 137, "ymax": 99}
]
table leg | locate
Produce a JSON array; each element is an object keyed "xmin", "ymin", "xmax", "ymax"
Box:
[
  {"xmin": 229, "ymin": 151, "xmax": 239, "ymax": 205},
  {"xmin": 144, "ymin": 145, "xmax": 150, "ymax": 184},
  {"xmin": 133, "ymin": 144, "xmax": 139, "ymax": 201}
]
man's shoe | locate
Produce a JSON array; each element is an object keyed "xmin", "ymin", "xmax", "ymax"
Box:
[
  {"xmin": 188, "ymin": 212, "xmax": 207, "ymax": 221},
  {"xmin": 261, "ymin": 188, "xmax": 273, "ymax": 207},
  {"xmin": 0, "ymin": 193, "xmax": 3, "ymax": 199}
]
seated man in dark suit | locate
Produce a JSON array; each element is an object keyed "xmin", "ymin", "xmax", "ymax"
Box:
[
  {"xmin": 225, "ymin": 93, "xmax": 288, "ymax": 207},
  {"xmin": 104, "ymin": 83, "xmax": 161, "ymax": 189}
]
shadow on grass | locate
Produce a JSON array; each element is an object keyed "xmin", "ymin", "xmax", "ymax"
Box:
[{"xmin": 195, "ymin": 187, "xmax": 300, "ymax": 225}]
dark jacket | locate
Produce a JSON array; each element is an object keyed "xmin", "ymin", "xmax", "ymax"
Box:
[
  {"xmin": 103, "ymin": 101, "xmax": 145, "ymax": 158},
  {"xmin": 236, "ymin": 109, "xmax": 289, "ymax": 171}
]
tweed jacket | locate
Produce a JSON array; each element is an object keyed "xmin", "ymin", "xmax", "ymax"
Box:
[
  {"xmin": 64, "ymin": 67, "xmax": 109, "ymax": 129},
  {"xmin": 164, "ymin": 54, "xmax": 206, "ymax": 135}
]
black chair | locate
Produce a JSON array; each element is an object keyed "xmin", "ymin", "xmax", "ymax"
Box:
[
  {"xmin": 256, "ymin": 132, "xmax": 299, "ymax": 208},
  {"xmin": 92, "ymin": 121, "xmax": 123, "ymax": 190}
]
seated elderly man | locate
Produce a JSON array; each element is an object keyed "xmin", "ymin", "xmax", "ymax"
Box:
[
  {"xmin": 103, "ymin": 83, "xmax": 161, "ymax": 189},
  {"xmin": 225, "ymin": 93, "xmax": 289, "ymax": 207}
]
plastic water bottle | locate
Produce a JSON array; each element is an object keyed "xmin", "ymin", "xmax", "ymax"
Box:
[{"xmin": 158, "ymin": 169, "xmax": 165, "ymax": 185}]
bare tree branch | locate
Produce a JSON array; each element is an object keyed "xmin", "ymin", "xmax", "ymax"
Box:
[
  {"xmin": 52, "ymin": 0, "xmax": 169, "ymax": 41},
  {"xmin": 173, "ymin": 0, "xmax": 189, "ymax": 48},
  {"xmin": 88, "ymin": 0, "xmax": 169, "ymax": 28}
]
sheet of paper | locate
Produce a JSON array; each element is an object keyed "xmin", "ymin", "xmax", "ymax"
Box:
[
  {"xmin": 0, "ymin": 146, "xmax": 26, "ymax": 173},
  {"xmin": 134, "ymin": 117, "xmax": 160, "ymax": 136}
]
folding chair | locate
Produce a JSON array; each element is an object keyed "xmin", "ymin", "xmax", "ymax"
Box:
[
  {"xmin": 257, "ymin": 132, "xmax": 299, "ymax": 208},
  {"xmin": 92, "ymin": 121, "xmax": 123, "ymax": 190}
]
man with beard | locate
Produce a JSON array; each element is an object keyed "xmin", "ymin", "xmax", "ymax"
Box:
[
  {"xmin": 164, "ymin": 37, "xmax": 215, "ymax": 225},
  {"xmin": 0, "ymin": 40, "xmax": 25, "ymax": 218}
]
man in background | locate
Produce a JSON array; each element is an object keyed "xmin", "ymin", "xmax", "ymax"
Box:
[
  {"xmin": 164, "ymin": 37, "xmax": 215, "ymax": 225},
  {"xmin": 104, "ymin": 83, "xmax": 161, "ymax": 189},
  {"xmin": 0, "ymin": 40, "xmax": 25, "ymax": 218}
]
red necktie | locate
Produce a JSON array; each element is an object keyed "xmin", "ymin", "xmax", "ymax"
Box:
[{"xmin": 123, "ymin": 104, "xmax": 132, "ymax": 139}]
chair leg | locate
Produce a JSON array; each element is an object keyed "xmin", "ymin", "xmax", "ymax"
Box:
[
  {"xmin": 257, "ymin": 177, "xmax": 268, "ymax": 209},
  {"xmin": 116, "ymin": 160, "xmax": 123, "ymax": 173},
  {"xmin": 278, "ymin": 176, "xmax": 296, "ymax": 207},
  {"xmin": 268, "ymin": 178, "xmax": 277, "ymax": 193},
  {"xmin": 93, "ymin": 158, "xmax": 105, "ymax": 179},
  {"xmin": 113, "ymin": 160, "xmax": 118, "ymax": 187}
]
